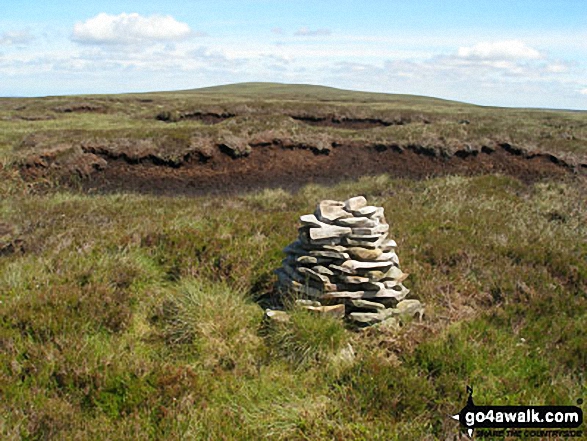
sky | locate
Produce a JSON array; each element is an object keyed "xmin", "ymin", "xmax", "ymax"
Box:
[{"xmin": 0, "ymin": 0, "xmax": 586, "ymax": 109}]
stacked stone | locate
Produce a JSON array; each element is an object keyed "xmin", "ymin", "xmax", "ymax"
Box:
[{"xmin": 276, "ymin": 196, "xmax": 423, "ymax": 326}]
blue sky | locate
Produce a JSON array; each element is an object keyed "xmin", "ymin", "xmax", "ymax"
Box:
[{"xmin": 1, "ymin": 0, "xmax": 586, "ymax": 108}]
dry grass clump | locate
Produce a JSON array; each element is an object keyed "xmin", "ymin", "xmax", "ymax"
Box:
[{"xmin": 162, "ymin": 280, "xmax": 263, "ymax": 373}]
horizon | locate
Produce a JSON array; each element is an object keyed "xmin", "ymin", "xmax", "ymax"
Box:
[
  {"xmin": 1, "ymin": 1, "xmax": 586, "ymax": 110},
  {"xmin": 2, "ymin": 81, "xmax": 586, "ymax": 113}
]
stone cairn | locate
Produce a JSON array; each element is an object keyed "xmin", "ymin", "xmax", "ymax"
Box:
[{"xmin": 274, "ymin": 196, "xmax": 423, "ymax": 326}]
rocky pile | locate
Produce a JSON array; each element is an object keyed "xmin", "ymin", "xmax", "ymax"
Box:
[{"xmin": 275, "ymin": 196, "xmax": 423, "ymax": 326}]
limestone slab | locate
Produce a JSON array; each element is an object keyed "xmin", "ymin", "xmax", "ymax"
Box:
[
  {"xmin": 347, "ymin": 247, "xmax": 382, "ymax": 261},
  {"xmin": 344, "ymin": 196, "xmax": 367, "ymax": 212},
  {"xmin": 340, "ymin": 275, "xmax": 370, "ymax": 284},
  {"xmin": 342, "ymin": 259, "xmax": 394, "ymax": 272},
  {"xmin": 296, "ymin": 255, "xmax": 318, "ymax": 265},
  {"xmin": 265, "ymin": 309, "xmax": 290, "ymax": 323},
  {"xmin": 343, "ymin": 235, "xmax": 387, "ymax": 249},
  {"xmin": 351, "ymin": 205, "xmax": 379, "ymax": 217},
  {"xmin": 348, "ymin": 312, "xmax": 384, "ymax": 325},
  {"xmin": 298, "ymin": 266, "xmax": 331, "ymax": 284},
  {"xmin": 309, "ymin": 224, "xmax": 352, "ymax": 241},
  {"xmin": 299, "ymin": 214, "xmax": 322, "ymax": 227},
  {"xmin": 300, "ymin": 303, "xmax": 346, "ymax": 319},
  {"xmin": 351, "ymin": 224, "xmax": 389, "ymax": 236},
  {"xmin": 312, "ymin": 265, "xmax": 334, "ymax": 276},
  {"xmin": 328, "ymin": 264, "xmax": 356, "ymax": 275},
  {"xmin": 335, "ymin": 216, "xmax": 377, "ymax": 228},
  {"xmin": 315, "ymin": 200, "xmax": 352, "ymax": 223},
  {"xmin": 309, "ymin": 250, "xmax": 349, "ymax": 260},
  {"xmin": 396, "ymin": 299, "xmax": 424, "ymax": 319},
  {"xmin": 322, "ymin": 289, "xmax": 407, "ymax": 300},
  {"xmin": 349, "ymin": 299, "xmax": 386, "ymax": 311},
  {"xmin": 380, "ymin": 239, "xmax": 397, "ymax": 252}
]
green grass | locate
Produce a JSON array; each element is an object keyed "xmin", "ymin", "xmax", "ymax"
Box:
[
  {"xmin": 0, "ymin": 83, "xmax": 585, "ymax": 439},
  {"xmin": 0, "ymin": 171, "xmax": 585, "ymax": 439}
]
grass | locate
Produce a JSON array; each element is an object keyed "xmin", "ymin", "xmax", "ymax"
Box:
[
  {"xmin": 0, "ymin": 170, "xmax": 585, "ymax": 439},
  {"xmin": 0, "ymin": 84, "xmax": 585, "ymax": 439}
]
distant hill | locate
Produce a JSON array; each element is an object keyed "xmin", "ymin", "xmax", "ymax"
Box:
[{"xmin": 165, "ymin": 82, "xmax": 468, "ymax": 106}]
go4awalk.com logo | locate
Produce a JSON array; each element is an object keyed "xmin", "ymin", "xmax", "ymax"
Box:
[{"xmin": 452, "ymin": 386, "xmax": 584, "ymax": 438}]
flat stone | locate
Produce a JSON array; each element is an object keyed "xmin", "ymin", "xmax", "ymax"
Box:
[
  {"xmin": 296, "ymin": 255, "xmax": 318, "ymax": 265},
  {"xmin": 322, "ymin": 245, "xmax": 349, "ymax": 252},
  {"xmin": 377, "ymin": 316, "xmax": 400, "ymax": 331},
  {"xmin": 330, "ymin": 343, "xmax": 355, "ymax": 365},
  {"xmin": 323, "ymin": 282, "xmax": 338, "ymax": 292},
  {"xmin": 335, "ymin": 217, "xmax": 377, "ymax": 228},
  {"xmin": 370, "ymin": 207, "xmax": 386, "ymax": 222},
  {"xmin": 350, "ymin": 299, "xmax": 386, "ymax": 311},
  {"xmin": 348, "ymin": 233, "xmax": 386, "ymax": 241},
  {"xmin": 374, "ymin": 252, "xmax": 398, "ymax": 262},
  {"xmin": 380, "ymin": 240, "xmax": 397, "ymax": 252},
  {"xmin": 300, "ymin": 303, "xmax": 346, "ymax": 319},
  {"xmin": 348, "ymin": 312, "xmax": 383, "ymax": 325},
  {"xmin": 352, "ymin": 205, "xmax": 379, "ymax": 217},
  {"xmin": 295, "ymin": 299, "xmax": 321, "ymax": 307},
  {"xmin": 347, "ymin": 247, "xmax": 382, "ymax": 261},
  {"xmin": 309, "ymin": 250, "xmax": 349, "ymax": 260},
  {"xmin": 281, "ymin": 264, "xmax": 305, "ymax": 283},
  {"xmin": 384, "ymin": 284, "xmax": 410, "ymax": 301},
  {"xmin": 299, "ymin": 230, "xmax": 342, "ymax": 247},
  {"xmin": 309, "ymin": 224, "xmax": 352, "ymax": 241},
  {"xmin": 340, "ymin": 275, "xmax": 370, "ymax": 284},
  {"xmin": 281, "ymin": 265, "xmax": 326, "ymax": 291},
  {"xmin": 265, "ymin": 309, "xmax": 290, "ymax": 323},
  {"xmin": 382, "ymin": 267, "xmax": 409, "ymax": 283},
  {"xmin": 343, "ymin": 235, "xmax": 387, "ymax": 249},
  {"xmin": 322, "ymin": 289, "xmax": 408, "ymax": 300},
  {"xmin": 365, "ymin": 270, "xmax": 386, "ymax": 281},
  {"xmin": 357, "ymin": 281, "xmax": 386, "ymax": 292},
  {"xmin": 396, "ymin": 299, "xmax": 424, "ymax": 319},
  {"xmin": 299, "ymin": 214, "xmax": 322, "ymax": 227},
  {"xmin": 342, "ymin": 259, "xmax": 394, "ymax": 272},
  {"xmin": 351, "ymin": 224, "xmax": 389, "ymax": 236},
  {"xmin": 312, "ymin": 265, "xmax": 334, "ymax": 276},
  {"xmin": 383, "ymin": 280, "xmax": 399, "ymax": 289},
  {"xmin": 277, "ymin": 271, "xmax": 323, "ymax": 298},
  {"xmin": 298, "ymin": 267, "xmax": 331, "ymax": 284},
  {"xmin": 328, "ymin": 264, "xmax": 356, "ymax": 275},
  {"xmin": 296, "ymin": 284, "xmax": 325, "ymax": 298},
  {"xmin": 315, "ymin": 200, "xmax": 352, "ymax": 223},
  {"xmin": 344, "ymin": 196, "xmax": 367, "ymax": 212}
]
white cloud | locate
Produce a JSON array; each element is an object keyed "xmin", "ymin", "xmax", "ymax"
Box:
[
  {"xmin": 72, "ymin": 13, "xmax": 192, "ymax": 45},
  {"xmin": 0, "ymin": 30, "xmax": 34, "ymax": 46},
  {"xmin": 580, "ymin": 88, "xmax": 587, "ymax": 95},
  {"xmin": 545, "ymin": 62, "xmax": 570, "ymax": 73},
  {"xmin": 457, "ymin": 40, "xmax": 542, "ymax": 61},
  {"xmin": 294, "ymin": 27, "xmax": 331, "ymax": 37}
]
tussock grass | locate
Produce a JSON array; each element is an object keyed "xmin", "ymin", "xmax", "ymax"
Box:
[
  {"xmin": 162, "ymin": 280, "xmax": 263, "ymax": 372},
  {"xmin": 263, "ymin": 306, "xmax": 349, "ymax": 370}
]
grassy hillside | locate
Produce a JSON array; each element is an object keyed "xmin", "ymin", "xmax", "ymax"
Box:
[
  {"xmin": 174, "ymin": 82, "xmax": 463, "ymax": 105},
  {"xmin": 0, "ymin": 84, "xmax": 586, "ymax": 439}
]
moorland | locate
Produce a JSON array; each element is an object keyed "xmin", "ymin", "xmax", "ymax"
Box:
[{"xmin": 1, "ymin": 83, "xmax": 585, "ymax": 439}]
